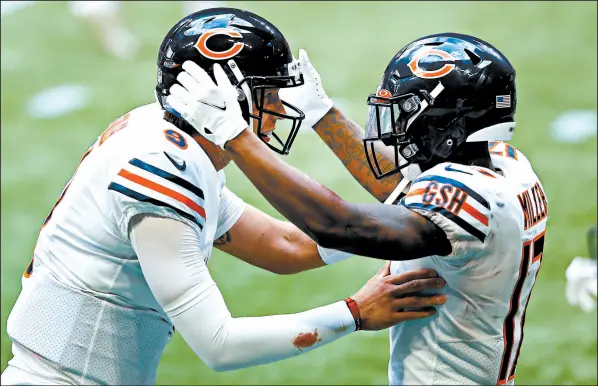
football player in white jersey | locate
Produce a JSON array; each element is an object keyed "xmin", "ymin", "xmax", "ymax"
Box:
[
  {"xmin": 1, "ymin": 9, "xmax": 449, "ymax": 386},
  {"xmin": 168, "ymin": 33, "xmax": 548, "ymax": 385}
]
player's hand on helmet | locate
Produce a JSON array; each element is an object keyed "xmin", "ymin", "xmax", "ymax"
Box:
[
  {"xmin": 351, "ymin": 262, "xmax": 447, "ymax": 331},
  {"xmin": 566, "ymin": 256, "xmax": 597, "ymax": 313},
  {"xmin": 279, "ymin": 49, "xmax": 334, "ymax": 129},
  {"xmin": 167, "ymin": 61, "xmax": 248, "ymax": 149}
]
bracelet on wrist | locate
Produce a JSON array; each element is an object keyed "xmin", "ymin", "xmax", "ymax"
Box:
[{"xmin": 344, "ymin": 297, "xmax": 362, "ymax": 331}]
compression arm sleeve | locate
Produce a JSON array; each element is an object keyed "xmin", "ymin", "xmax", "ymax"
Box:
[{"xmin": 129, "ymin": 214, "xmax": 355, "ymax": 372}]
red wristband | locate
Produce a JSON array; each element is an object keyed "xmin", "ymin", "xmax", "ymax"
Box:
[{"xmin": 344, "ymin": 297, "xmax": 362, "ymax": 331}]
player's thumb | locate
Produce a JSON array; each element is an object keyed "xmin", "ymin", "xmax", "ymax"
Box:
[
  {"xmin": 299, "ymin": 49, "xmax": 310, "ymax": 65},
  {"xmin": 213, "ymin": 63, "xmax": 232, "ymax": 89},
  {"xmin": 299, "ymin": 49, "xmax": 314, "ymax": 76},
  {"xmin": 376, "ymin": 261, "xmax": 391, "ymax": 278}
]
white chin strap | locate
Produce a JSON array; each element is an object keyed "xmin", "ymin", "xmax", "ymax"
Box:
[
  {"xmin": 398, "ymin": 154, "xmax": 423, "ymax": 182},
  {"xmin": 384, "ymin": 177, "xmax": 412, "ymax": 205},
  {"xmin": 402, "ymin": 164, "xmax": 423, "ymax": 182},
  {"xmin": 227, "ymin": 59, "xmax": 253, "ymax": 128},
  {"xmin": 390, "ymin": 82, "xmax": 442, "ymax": 184}
]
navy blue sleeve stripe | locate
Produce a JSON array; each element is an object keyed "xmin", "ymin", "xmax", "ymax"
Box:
[
  {"xmin": 129, "ymin": 158, "xmax": 204, "ymax": 200},
  {"xmin": 406, "ymin": 202, "xmax": 486, "ymax": 242},
  {"xmin": 413, "ymin": 175, "xmax": 490, "ymax": 210},
  {"xmin": 109, "ymin": 182, "xmax": 204, "ymax": 230}
]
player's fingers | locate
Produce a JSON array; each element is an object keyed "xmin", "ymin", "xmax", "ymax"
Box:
[
  {"xmin": 298, "ymin": 49, "xmax": 314, "ymax": 80},
  {"xmin": 395, "ymin": 307, "xmax": 438, "ymax": 321},
  {"xmin": 168, "ymin": 84, "xmax": 194, "ymax": 106},
  {"xmin": 390, "ymin": 278, "xmax": 446, "ymax": 297},
  {"xmin": 182, "ymin": 60, "xmax": 214, "ymax": 85},
  {"xmin": 387, "ymin": 269, "xmax": 439, "ymax": 285},
  {"xmin": 299, "ymin": 49, "xmax": 310, "ymax": 67},
  {"xmin": 376, "ymin": 261, "xmax": 391, "ymax": 278},
  {"xmin": 177, "ymin": 71, "xmax": 206, "ymax": 98},
  {"xmin": 394, "ymin": 294, "xmax": 446, "ymax": 310},
  {"xmin": 213, "ymin": 63, "xmax": 238, "ymax": 101},
  {"xmin": 213, "ymin": 63, "xmax": 232, "ymax": 87},
  {"xmin": 166, "ymin": 94, "xmax": 189, "ymax": 118}
]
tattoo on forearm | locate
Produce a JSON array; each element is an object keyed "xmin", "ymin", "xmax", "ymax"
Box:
[
  {"xmin": 313, "ymin": 108, "xmax": 402, "ymax": 202},
  {"xmin": 214, "ymin": 231, "xmax": 232, "ymax": 245}
]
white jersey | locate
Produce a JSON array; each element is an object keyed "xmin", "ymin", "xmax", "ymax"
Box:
[
  {"xmin": 389, "ymin": 142, "xmax": 547, "ymax": 385},
  {"xmin": 6, "ymin": 103, "xmax": 246, "ymax": 385}
]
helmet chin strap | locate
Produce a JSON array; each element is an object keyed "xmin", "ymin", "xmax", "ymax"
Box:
[
  {"xmin": 227, "ymin": 59, "xmax": 253, "ymax": 128},
  {"xmin": 394, "ymin": 81, "xmax": 443, "ymax": 182},
  {"xmin": 383, "ymin": 177, "xmax": 412, "ymax": 205},
  {"xmin": 402, "ymin": 164, "xmax": 423, "ymax": 181},
  {"xmin": 398, "ymin": 154, "xmax": 423, "ymax": 181},
  {"xmin": 379, "ymin": 153, "xmax": 420, "ymax": 205}
]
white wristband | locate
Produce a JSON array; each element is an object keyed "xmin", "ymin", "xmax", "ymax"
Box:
[{"xmin": 317, "ymin": 244, "xmax": 353, "ymax": 265}]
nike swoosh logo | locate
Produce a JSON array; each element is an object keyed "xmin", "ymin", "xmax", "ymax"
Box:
[
  {"xmin": 444, "ymin": 164, "xmax": 472, "ymax": 175},
  {"xmin": 200, "ymin": 100, "xmax": 226, "ymax": 111},
  {"xmin": 164, "ymin": 152, "xmax": 186, "ymax": 171}
]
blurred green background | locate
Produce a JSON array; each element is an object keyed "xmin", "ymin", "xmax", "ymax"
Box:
[{"xmin": 1, "ymin": 1, "xmax": 596, "ymax": 384}]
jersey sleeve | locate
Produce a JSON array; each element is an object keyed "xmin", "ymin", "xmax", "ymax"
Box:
[
  {"xmin": 108, "ymin": 152, "xmax": 207, "ymax": 238},
  {"xmin": 401, "ymin": 164, "xmax": 493, "ymax": 259},
  {"xmin": 214, "ymin": 186, "xmax": 246, "ymax": 239}
]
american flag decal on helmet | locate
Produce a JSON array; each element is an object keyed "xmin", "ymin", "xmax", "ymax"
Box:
[{"xmin": 496, "ymin": 95, "xmax": 511, "ymax": 108}]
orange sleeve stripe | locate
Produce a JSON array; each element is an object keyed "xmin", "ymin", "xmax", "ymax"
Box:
[
  {"xmin": 118, "ymin": 169, "xmax": 206, "ymax": 219},
  {"xmin": 462, "ymin": 201, "xmax": 489, "ymax": 227},
  {"xmin": 406, "ymin": 188, "xmax": 427, "ymax": 198}
]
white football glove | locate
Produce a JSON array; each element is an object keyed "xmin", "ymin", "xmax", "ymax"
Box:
[
  {"xmin": 166, "ymin": 61, "xmax": 248, "ymax": 149},
  {"xmin": 279, "ymin": 49, "xmax": 334, "ymax": 129},
  {"xmin": 565, "ymin": 256, "xmax": 598, "ymax": 313}
]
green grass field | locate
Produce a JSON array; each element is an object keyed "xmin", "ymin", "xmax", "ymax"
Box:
[{"xmin": 1, "ymin": 1, "xmax": 596, "ymax": 384}]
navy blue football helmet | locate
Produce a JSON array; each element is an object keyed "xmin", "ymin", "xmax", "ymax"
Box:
[
  {"xmin": 155, "ymin": 8, "xmax": 305, "ymax": 154},
  {"xmin": 364, "ymin": 33, "xmax": 517, "ymax": 180}
]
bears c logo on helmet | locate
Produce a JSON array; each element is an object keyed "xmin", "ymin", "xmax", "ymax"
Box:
[
  {"xmin": 375, "ymin": 89, "xmax": 392, "ymax": 103},
  {"xmin": 407, "ymin": 48, "xmax": 456, "ymax": 79},
  {"xmin": 194, "ymin": 28, "xmax": 245, "ymax": 60}
]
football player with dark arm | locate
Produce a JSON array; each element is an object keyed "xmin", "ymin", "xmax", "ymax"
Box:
[
  {"xmin": 220, "ymin": 129, "xmax": 448, "ymax": 259},
  {"xmin": 166, "ymin": 62, "xmax": 451, "ymax": 260},
  {"xmin": 280, "ymin": 50, "xmax": 405, "ymax": 204},
  {"xmin": 312, "ymin": 108, "xmax": 402, "ymax": 203}
]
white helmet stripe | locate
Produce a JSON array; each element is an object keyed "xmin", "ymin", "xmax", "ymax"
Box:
[
  {"xmin": 227, "ymin": 59, "xmax": 253, "ymax": 127},
  {"xmin": 405, "ymin": 82, "xmax": 445, "ymax": 130},
  {"xmin": 466, "ymin": 122, "xmax": 516, "ymax": 142}
]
